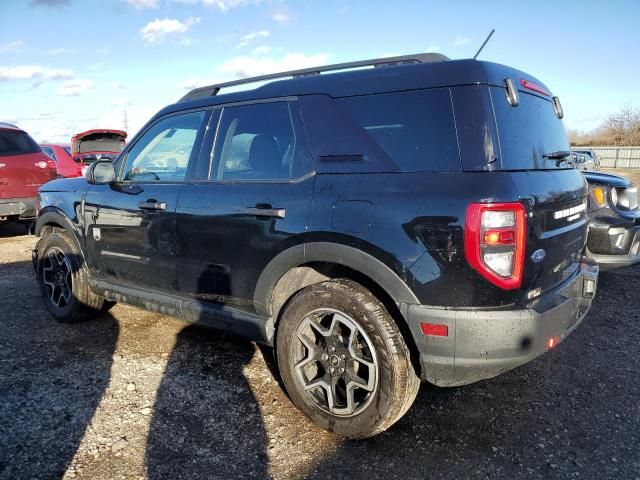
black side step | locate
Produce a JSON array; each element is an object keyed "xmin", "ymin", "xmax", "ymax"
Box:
[{"xmin": 91, "ymin": 280, "xmax": 274, "ymax": 345}]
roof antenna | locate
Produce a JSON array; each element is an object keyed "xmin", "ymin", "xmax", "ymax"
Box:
[{"xmin": 473, "ymin": 29, "xmax": 495, "ymax": 59}]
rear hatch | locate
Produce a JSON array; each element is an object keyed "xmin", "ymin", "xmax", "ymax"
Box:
[
  {"xmin": 489, "ymin": 82, "xmax": 588, "ymax": 297},
  {"xmin": 71, "ymin": 129, "xmax": 127, "ymax": 167},
  {"xmin": 0, "ymin": 127, "xmax": 56, "ymax": 199}
]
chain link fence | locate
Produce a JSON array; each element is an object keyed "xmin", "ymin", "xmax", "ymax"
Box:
[{"xmin": 573, "ymin": 146, "xmax": 640, "ymax": 168}]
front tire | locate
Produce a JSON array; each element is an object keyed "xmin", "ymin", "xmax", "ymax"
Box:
[
  {"xmin": 276, "ymin": 279, "xmax": 420, "ymax": 438},
  {"xmin": 37, "ymin": 230, "xmax": 114, "ymax": 323}
]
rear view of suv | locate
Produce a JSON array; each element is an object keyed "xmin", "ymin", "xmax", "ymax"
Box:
[
  {"xmin": 1, "ymin": 123, "xmax": 56, "ymax": 226},
  {"xmin": 33, "ymin": 53, "xmax": 598, "ymax": 438}
]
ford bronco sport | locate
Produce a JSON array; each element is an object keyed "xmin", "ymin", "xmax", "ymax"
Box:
[{"xmin": 33, "ymin": 53, "xmax": 598, "ymax": 438}]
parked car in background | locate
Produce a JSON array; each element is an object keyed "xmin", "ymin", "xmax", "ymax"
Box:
[
  {"xmin": 571, "ymin": 149, "xmax": 601, "ymax": 171},
  {"xmin": 70, "ymin": 129, "xmax": 127, "ymax": 168},
  {"xmin": 583, "ymin": 171, "xmax": 639, "ymax": 270},
  {"xmin": 33, "ymin": 53, "xmax": 599, "ymax": 438},
  {"xmin": 0, "ymin": 122, "xmax": 57, "ymax": 226},
  {"xmin": 41, "ymin": 144, "xmax": 84, "ymax": 178}
]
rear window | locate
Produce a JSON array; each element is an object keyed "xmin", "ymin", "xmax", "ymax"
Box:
[
  {"xmin": 76, "ymin": 134, "xmax": 125, "ymax": 154},
  {"xmin": 491, "ymin": 88, "xmax": 570, "ymax": 170},
  {"xmin": 0, "ymin": 131, "xmax": 41, "ymax": 156},
  {"xmin": 336, "ymin": 88, "xmax": 459, "ymax": 172}
]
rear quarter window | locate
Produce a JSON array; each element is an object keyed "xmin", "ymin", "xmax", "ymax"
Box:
[
  {"xmin": 0, "ymin": 131, "xmax": 41, "ymax": 156},
  {"xmin": 335, "ymin": 88, "xmax": 460, "ymax": 172},
  {"xmin": 491, "ymin": 88, "xmax": 570, "ymax": 170}
]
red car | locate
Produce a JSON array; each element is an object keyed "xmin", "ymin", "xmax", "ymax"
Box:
[
  {"xmin": 40, "ymin": 144, "xmax": 84, "ymax": 178},
  {"xmin": 0, "ymin": 122, "xmax": 56, "ymax": 225},
  {"xmin": 71, "ymin": 129, "xmax": 127, "ymax": 169}
]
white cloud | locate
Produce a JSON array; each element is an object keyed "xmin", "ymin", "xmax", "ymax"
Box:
[
  {"xmin": 125, "ymin": 0, "xmax": 158, "ymax": 8},
  {"xmin": 218, "ymin": 52, "xmax": 330, "ymax": 79},
  {"xmin": 45, "ymin": 47, "xmax": 66, "ymax": 56},
  {"xmin": 454, "ymin": 36, "xmax": 471, "ymax": 46},
  {"xmin": 251, "ymin": 45, "xmax": 271, "ymax": 56},
  {"xmin": 98, "ymin": 46, "xmax": 111, "ymax": 55},
  {"xmin": 0, "ymin": 65, "xmax": 74, "ymax": 81},
  {"xmin": 111, "ymin": 96, "xmax": 130, "ymax": 106},
  {"xmin": 173, "ymin": 0, "xmax": 263, "ymax": 11},
  {"xmin": 57, "ymin": 79, "xmax": 94, "ymax": 96},
  {"xmin": 140, "ymin": 17, "xmax": 200, "ymax": 44},
  {"xmin": 426, "ymin": 45, "xmax": 441, "ymax": 53},
  {"xmin": 271, "ymin": 10, "xmax": 290, "ymax": 24},
  {"xmin": 0, "ymin": 41, "xmax": 24, "ymax": 54},
  {"xmin": 235, "ymin": 30, "xmax": 270, "ymax": 49},
  {"xmin": 113, "ymin": 81, "xmax": 126, "ymax": 90}
]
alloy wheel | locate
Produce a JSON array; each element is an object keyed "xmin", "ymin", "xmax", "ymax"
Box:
[
  {"xmin": 42, "ymin": 247, "xmax": 73, "ymax": 309},
  {"xmin": 293, "ymin": 308, "xmax": 378, "ymax": 417}
]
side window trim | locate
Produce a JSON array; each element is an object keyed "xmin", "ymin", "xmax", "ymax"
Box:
[{"xmin": 116, "ymin": 109, "xmax": 210, "ymax": 184}]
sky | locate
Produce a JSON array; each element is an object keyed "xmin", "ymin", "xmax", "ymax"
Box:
[{"xmin": 1, "ymin": 0, "xmax": 639, "ymax": 144}]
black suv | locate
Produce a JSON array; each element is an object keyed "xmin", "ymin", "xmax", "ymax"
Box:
[{"xmin": 33, "ymin": 53, "xmax": 599, "ymax": 438}]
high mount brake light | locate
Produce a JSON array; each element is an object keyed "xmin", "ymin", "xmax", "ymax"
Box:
[
  {"xmin": 520, "ymin": 79, "xmax": 550, "ymax": 97},
  {"xmin": 464, "ymin": 202, "xmax": 526, "ymax": 290}
]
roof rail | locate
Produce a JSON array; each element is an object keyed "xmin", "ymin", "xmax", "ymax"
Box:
[{"xmin": 179, "ymin": 52, "xmax": 450, "ymax": 102}]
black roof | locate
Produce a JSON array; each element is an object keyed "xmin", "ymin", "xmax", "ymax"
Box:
[{"xmin": 154, "ymin": 58, "xmax": 552, "ymax": 122}]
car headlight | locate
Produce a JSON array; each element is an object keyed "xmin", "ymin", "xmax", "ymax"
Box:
[{"xmin": 612, "ymin": 186, "xmax": 638, "ymax": 211}]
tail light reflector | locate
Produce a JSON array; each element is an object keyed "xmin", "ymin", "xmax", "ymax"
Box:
[{"xmin": 465, "ymin": 202, "xmax": 526, "ymax": 290}]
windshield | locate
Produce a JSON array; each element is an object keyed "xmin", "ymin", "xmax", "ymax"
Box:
[{"xmin": 491, "ymin": 88, "xmax": 570, "ymax": 170}]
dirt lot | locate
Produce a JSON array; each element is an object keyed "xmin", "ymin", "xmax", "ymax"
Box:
[{"xmin": 1, "ymin": 175, "xmax": 640, "ymax": 479}]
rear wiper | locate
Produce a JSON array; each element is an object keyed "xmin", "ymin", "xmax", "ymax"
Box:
[{"xmin": 542, "ymin": 150, "xmax": 571, "ymax": 166}]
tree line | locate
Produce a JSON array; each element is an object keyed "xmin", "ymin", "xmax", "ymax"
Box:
[{"xmin": 568, "ymin": 106, "xmax": 640, "ymax": 146}]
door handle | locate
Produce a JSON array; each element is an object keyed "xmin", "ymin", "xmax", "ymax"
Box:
[
  {"xmin": 242, "ymin": 207, "xmax": 286, "ymax": 219},
  {"xmin": 139, "ymin": 200, "xmax": 167, "ymax": 210}
]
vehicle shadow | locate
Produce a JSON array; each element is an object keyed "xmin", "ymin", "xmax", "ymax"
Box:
[
  {"xmin": 145, "ymin": 325, "xmax": 269, "ymax": 479},
  {"xmin": 0, "ymin": 222, "xmax": 29, "ymax": 238},
  {"xmin": 0, "ymin": 260, "xmax": 119, "ymax": 479}
]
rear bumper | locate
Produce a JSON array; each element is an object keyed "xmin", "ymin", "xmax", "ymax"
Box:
[
  {"xmin": 405, "ymin": 260, "xmax": 598, "ymax": 387},
  {"xmin": 586, "ymin": 225, "xmax": 640, "ymax": 271},
  {"xmin": 0, "ymin": 197, "xmax": 37, "ymax": 220}
]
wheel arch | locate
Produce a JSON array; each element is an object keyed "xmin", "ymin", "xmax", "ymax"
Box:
[
  {"xmin": 34, "ymin": 209, "xmax": 86, "ymax": 263},
  {"xmin": 255, "ymin": 242, "xmax": 422, "ymax": 375}
]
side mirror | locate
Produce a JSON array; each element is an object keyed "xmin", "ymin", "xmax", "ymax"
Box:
[{"xmin": 87, "ymin": 160, "xmax": 116, "ymax": 184}]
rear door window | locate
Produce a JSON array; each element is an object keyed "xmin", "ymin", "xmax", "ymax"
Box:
[
  {"xmin": 491, "ymin": 88, "xmax": 570, "ymax": 170},
  {"xmin": 335, "ymin": 88, "xmax": 459, "ymax": 172},
  {"xmin": 211, "ymin": 101, "xmax": 313, "ymax": 181},
  {"xmin": 0, "ymin": 131, "xmax": 41, "ymax": 156}
]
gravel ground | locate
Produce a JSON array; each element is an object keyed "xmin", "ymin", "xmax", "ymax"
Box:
[{"xmin": 1, "ymin": 193, "xmax": 640, "ymax": 479}]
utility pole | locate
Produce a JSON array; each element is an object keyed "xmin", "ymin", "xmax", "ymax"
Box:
[{"xmin": 122, "ymin": 109, "xmax": 129, "ymax": 132}]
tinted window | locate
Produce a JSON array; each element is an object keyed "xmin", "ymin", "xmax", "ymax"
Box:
[
  {"xmin": 491, "ymin": 88, "xmax": 570, "ymax": 170},
  {"xmin": 122, "ymin": 111, "xmax": 205, "ymax": 182},
  {"xmin": 335, "ymin": 88, "xmax": 459, "ymax": 172},
  {"xmin": 0, "ymin": 131, "xmax": 41, "ymax": 156},
  {"xmin": 212, "ymin": 101, "xmax": 313, "ymax": 181},
  {"xmin": 63, "ymin": 146, "xmax": 72, "ymax": 156}
]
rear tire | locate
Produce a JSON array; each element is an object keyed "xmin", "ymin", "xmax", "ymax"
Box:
[
  {"xmin": 276, "ymin": 279, "xmax": 420, "ymax": 438},
  {"xmin": 36, "ymin": 230, "xmax": 114, "ymax": 323}
]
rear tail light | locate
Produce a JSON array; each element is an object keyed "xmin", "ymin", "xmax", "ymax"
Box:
[
  {"xmin": 465, "ymin": 202, "xmax": 526, "ymax": 290},
  {"xmin": 35, "ymin": 159, "xmax": 57, "ymax": 170}
]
